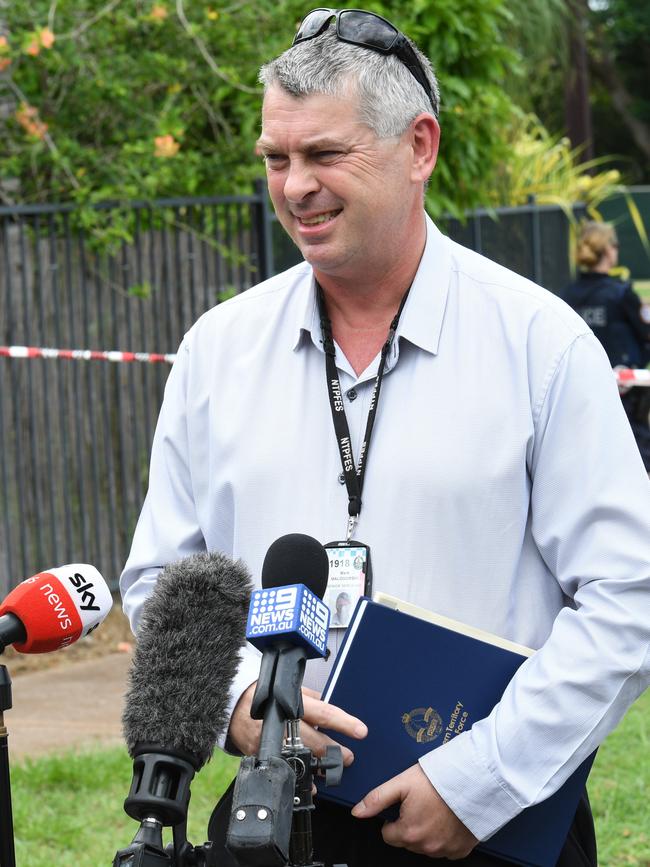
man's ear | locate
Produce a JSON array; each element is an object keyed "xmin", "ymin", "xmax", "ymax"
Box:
[{"xmin": 409, "ymin": 113, "xmax": 440, "ymax": 183}]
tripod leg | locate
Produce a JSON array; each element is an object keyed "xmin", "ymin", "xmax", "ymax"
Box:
[{"xmin": 0, "ymin": 727, "xmax": 17, "ymax": 867}]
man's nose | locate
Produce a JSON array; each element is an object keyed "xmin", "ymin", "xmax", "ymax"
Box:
[{"xmin": 283, "ymin": 159, "xmax": 320, "ymax": 202}]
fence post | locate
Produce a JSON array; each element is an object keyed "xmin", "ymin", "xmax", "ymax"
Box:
[
  {"xmin": 253, "ymin": 177, "xmax": 275, "ymax": 282},
  {"xmin": 529, "ymin": 194, "xmax": 543, "ymax": 285},
  {"xmin": 472, "ymin": 212, "xmax": 483, "ymax": 254}
]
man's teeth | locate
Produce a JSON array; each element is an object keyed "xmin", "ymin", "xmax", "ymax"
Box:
[{"xmin": 300, "ymin": 211, "xmax": 338, "ymax": 225}]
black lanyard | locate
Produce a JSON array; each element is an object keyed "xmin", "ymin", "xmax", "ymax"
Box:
[{"xmin": 316, "ymin": 281, "xmax": 410, "ymax": 540}]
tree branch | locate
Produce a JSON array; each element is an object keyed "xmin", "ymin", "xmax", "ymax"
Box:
[
  {"xmin": 56, "ymin": 0, "xmax": 123, "ymax": 41},
  {"xmin": 175, "ymin": 0, "xmax": 260, "ymax": 95},
  {"xmin": 589, "ymin": 28, "xmax": 650, "ymax": 161},
  {"xmin": 2, "ymin": 76, "xmax": 80, "ymax": 190}
]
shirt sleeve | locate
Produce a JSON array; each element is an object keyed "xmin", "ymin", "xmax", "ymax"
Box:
[
  {"xmin": 419, "ymin": 331, "xmax": 650, "ymax": 841},
  {"xmin": 119, "ymin": 334, "xmax": 261, "ymax": 752}
]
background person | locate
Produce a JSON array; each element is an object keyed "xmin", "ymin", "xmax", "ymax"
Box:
[
  {"xmin": 563, "ymin": 220, "xmax": 650, "ymax": 471},
  {"xmin": 121, "ymin": 9, "xmax": 650, "ymax": 866}
]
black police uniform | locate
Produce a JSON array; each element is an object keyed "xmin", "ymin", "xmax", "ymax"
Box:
[{"xmin": 563, "ymin": 271, "xmax": 650, "ymax": 470}]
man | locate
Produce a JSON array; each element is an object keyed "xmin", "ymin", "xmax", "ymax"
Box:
[{"xmin": 121, "ymin": 9, "xmax": 650, "ymax": 866}]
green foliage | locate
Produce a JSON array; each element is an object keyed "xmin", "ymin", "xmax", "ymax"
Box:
[
  {"xmin": 1, "ymin": 0, "xmax": 521, "ymax": 220},
  {"xmin": 491, "ymin": 114, "xmax": 626, "ymax": 214},
  {"xmin": 589, "ymin": 0, "xmax": 650, "ymax": 180}
]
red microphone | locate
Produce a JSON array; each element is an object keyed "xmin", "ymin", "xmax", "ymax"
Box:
[{"xmin": 0, "ymin": 564, "xmax": 112, "ymax": 654}]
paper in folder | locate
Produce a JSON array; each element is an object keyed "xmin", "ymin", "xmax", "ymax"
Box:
[{"xmin": 318, "ymin": 593, "xmax": 595, "ymax": 867}]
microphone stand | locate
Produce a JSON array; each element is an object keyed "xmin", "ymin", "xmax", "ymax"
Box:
[
  {"xmin": 0, "ymin": 662, "xmax": 16, "ymax": 867},
  {"xmin": 226, "ymin": 642, "xmax": 343, "ymax": 867}
]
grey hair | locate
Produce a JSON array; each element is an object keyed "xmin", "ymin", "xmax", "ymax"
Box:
[{"xmin": 259, "ymin": 26, "xmax": 440, "ymax": 139}]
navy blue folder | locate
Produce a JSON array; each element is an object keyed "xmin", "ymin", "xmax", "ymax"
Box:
[{"xmin": 318, "ymin": 597, "xmax": 595, "ymax": 867}]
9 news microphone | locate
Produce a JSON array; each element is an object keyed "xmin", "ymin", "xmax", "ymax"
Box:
[
  {"xmin": 115, "ymin": 551, "xmax": 252, "ymax": 867},
  {"xmin": 0, "ymin": 564, "xmax": 112, "ymax": 654},
  {"xmin": 226, "ymin": 534, "xmax": 331, "ymax": 867}
]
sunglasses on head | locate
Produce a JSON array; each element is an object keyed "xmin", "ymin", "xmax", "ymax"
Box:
[{"xmin": 292, "ymin": 8, "xmax": 437, "ymax": 113}]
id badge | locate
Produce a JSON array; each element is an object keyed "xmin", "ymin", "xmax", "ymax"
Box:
[{"xmin": 323, "ymin": 540, "xmax": 372, "ymax": 629}]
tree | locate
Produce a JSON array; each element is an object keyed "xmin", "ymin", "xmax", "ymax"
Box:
[
  {"xmin": 0, "ymin": 0, "xmax": 522, "ymax": 220},
  {"xmin": 588, "ymin": 0, "xmax": 650, "ymax": 179},
  {"xmin": 507, "ymin": 0, "xmax": 650, "ymax": 183}
]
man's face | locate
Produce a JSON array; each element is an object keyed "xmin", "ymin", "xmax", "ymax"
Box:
[{"xmin": 258, "ymin": 86, "xmax": 421, "ymax": 281}]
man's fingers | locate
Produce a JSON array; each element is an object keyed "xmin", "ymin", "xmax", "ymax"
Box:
[
  {"xmin": 352, "ymin": 775, "xmax": 405, "ymax": 818},
  {"xmin": 302, "ymin": 693, "xmax": 368, "ymax": 739}
]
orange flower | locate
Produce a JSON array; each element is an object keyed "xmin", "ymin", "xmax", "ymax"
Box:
[
  {"xmin": 0, "ymin": 58, "xmax": 11, "ymax": 73},
  {"xmin": 154, "ymin": 134, "xmax": 180, "ymax": 158},
  {"xmin": 25, "ymin": 39, "xmax": 40, "ymax": 56},
  {"xmin": 150, "ymin": 5, "xmax": 168, "ymax": 20},
  {"xmin": 0, "ymin": 35, "xmax": 9, "ymax": 52},
  {"xmin": 15, "ymin": 102, "xmax": 48, "ymax": 139},
  {"xmin": 39, "ymin": 28, "xmax": 55, "ymax": 49}
]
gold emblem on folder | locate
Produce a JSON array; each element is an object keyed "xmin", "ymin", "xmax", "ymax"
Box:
[{"xmin": 402, "ymin": 707, "xmax": 443, "ymax": 743}]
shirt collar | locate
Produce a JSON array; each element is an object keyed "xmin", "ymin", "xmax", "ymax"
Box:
[
  {"xmin": 398, "ymin": 214, "xmax": 451, "ymax": 356},
  {"xmin": 292, "ymin": 213, "xmax": 451, "ymax": 357}
]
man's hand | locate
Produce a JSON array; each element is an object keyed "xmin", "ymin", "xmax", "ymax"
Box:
[
  {"xmin": 352, "ymin": 764, "xmax": 478, "ymax": 860},
  {"xmin": 228, "ymin": 683, "xmax": 367, "ymax": 765}
]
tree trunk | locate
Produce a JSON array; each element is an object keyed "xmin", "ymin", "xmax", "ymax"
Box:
[{"xmin": 564, "ymin": 0, "xmax": 594, "ymax": 160}]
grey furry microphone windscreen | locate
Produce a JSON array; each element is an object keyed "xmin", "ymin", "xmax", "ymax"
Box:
[{"xmin": 122, "ymin": 551, "xmax": 252, "ymax": 769}]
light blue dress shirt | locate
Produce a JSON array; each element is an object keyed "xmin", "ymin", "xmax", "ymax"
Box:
[{"xmin": 121, "ymin": 216, "xmax": 650, "ymax": 841}]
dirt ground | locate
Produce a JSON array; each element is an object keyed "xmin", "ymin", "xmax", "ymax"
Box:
[{"xmin": 3, "ymin": 598, "xmax": 135, "ymax": 760}]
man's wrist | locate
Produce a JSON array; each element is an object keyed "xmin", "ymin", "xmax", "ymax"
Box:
[{"xmin": 418, "ymin": 732, "xmax": 522, "ymax": 841}]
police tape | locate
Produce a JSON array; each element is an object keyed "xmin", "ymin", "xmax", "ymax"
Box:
[
  {"xmin": 615, "ymin": 368, "xmax": 650, "ymax": 387},
  {"xmin": 1, "ymin": 344, "xmax": 649, "ymax": 386},
  {"xmin": 0, "ymin": 346, "xmax": 177, "ymax": 364}
]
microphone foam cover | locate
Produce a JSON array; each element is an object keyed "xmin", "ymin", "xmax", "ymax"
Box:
[
  {"xmin": 261, "ymin": 533, "xmax": 329, "ymax": 599},
  {"xmin": 122, "ymin": 550, "xmax": 252, "ymax": 769}
]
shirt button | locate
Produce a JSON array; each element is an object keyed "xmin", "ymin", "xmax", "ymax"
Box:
[
  {"xmin": 338, "ymin": 473, "xmax": 346, "ymax": 484},
  {"xmin": 346, "ymin": 388, "xmax": 357, "ymax": 401}
]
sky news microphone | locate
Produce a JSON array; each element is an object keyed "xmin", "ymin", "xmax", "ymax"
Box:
[
  {"xmin": 0, "ymin": 564, "xmax": 112, "ymax": 654},
  {"xmin": 116, "ymin": 550, "xmax": 251, "ymax": 864}
]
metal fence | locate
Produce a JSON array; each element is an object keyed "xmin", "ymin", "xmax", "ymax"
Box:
[
  {"xmin": 273, "ymin": 199, "xmax": 586, "ymax": 294},
  {"xmin": 0, "ymin": 185, "xmax": 274, "ymax": 595},
  {"xmin": 1, "ymin": 192, "xmax": 578, "ymax": 596}
]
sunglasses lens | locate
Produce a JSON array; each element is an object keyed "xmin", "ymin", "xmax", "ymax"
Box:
[
  {"xmin": 338, "ymin": 10, "xmax": 397, "ymax": 51},
  {"xmin": 295, "ymin": 8, "xmax": 333, "ymax": 42}
]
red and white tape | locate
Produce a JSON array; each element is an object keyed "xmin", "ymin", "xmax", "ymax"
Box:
[
  {"xmin": 0, "ymin": 346, "xmax": 177, "ymax": 364},
  {"xmin": 615, "ymin": 368, "xmax": 650, "ymax": 387},
  {"xmin": 1, "ymin": 345, "xmax": 649, "ymax": 387}
]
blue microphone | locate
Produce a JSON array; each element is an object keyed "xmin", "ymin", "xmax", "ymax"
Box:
[
  {"xmin": 227, "ymin": 534, "xmax": 331, "ymax": 865},
  {"xmin": 246, "ymin": 583, "xmax": 329, "ymax": 659},
  {"xmin": 249, "ymin": 533, "xmax": 330, "ymax": 757}
]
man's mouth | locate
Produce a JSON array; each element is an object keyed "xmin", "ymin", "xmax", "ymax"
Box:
[{"xmin": 297, "ymin": 210, "xmax": 342, "ymax": 226}]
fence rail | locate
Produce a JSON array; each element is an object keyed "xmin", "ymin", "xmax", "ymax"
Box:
[{"xmin": 1, "ymin": 193, "xmax": 585, "ymax": 595}]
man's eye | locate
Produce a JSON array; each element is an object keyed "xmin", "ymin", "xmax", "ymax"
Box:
[
  {"xmin": 264, "ymin": 154, "xmax": 287, "ymax": 167},
  {"xmin": 315, "ymin": 151, "xmax": 340, "ymax": 160}
]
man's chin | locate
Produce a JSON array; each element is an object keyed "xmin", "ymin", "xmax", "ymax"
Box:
[{"xmin": 296, "ymin": 242, "xmax": 348, "ymax": 274}]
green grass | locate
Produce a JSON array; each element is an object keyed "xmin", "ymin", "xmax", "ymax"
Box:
[
  {"xmin": 11, "ymin": 746, "xmax": 239, "ymax": 866},
  {"xmin": 589, "ymin": 688, "xmax": 650, "ymax": 866},
  {"xmin": 8, "ymin": 691, "xmax": 650, "ymax": 866}
]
